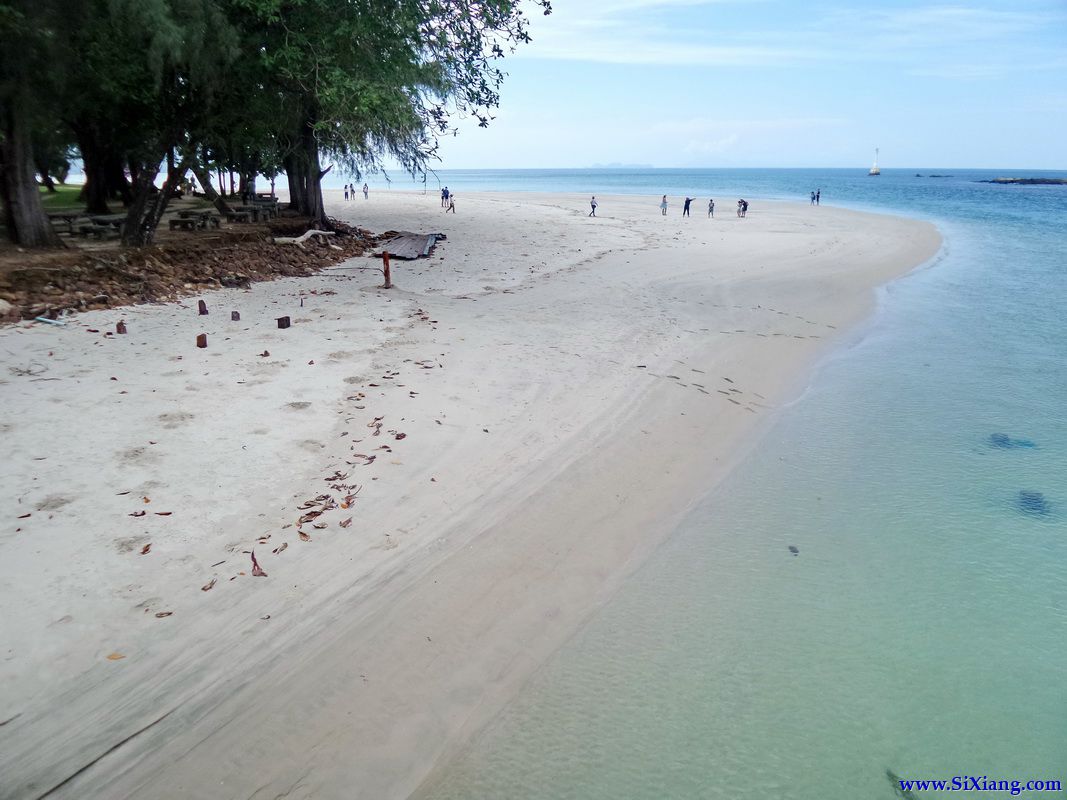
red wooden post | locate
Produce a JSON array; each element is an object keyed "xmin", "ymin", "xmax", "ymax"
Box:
[
  {"xmin": 196, "ymin": 333, "xmax": 208, "ymax": 348},
  {"xmin": 276, "ymin": 316, "xmax": 290, "ymax": 329},
  {"xmin": 382, "ymin": 251, "xmax": 392, "ymax": 289}
]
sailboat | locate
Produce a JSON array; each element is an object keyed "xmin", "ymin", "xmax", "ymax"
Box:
[{"xmin": 869, "ymin": 148, "xmax": 881, "ymax": 176}]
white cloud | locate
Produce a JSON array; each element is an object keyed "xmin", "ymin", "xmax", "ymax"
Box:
[{"xmin": 519, "ymin": 0, "xmax": 1067, "ymax": 78}]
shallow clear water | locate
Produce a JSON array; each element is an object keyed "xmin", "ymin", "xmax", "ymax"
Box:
[{"xmin": 419, "ymin": 169, "xmax": 1067, "ymax": 799}]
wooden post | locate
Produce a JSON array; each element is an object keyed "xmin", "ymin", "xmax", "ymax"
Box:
[
  {"xmin": 116, "ymin": 321, "xmax": 127, "ymax": 334},
  {"xmin": 196, "ymin": 333, "xmax": 208, "ymax": 348},
  {"xmin": 198, "ymin": 300, "xmax": 208, "ymax": 315},
  {"xmin": 276, "ymin": 316, "xmax": 290, "ymax": 329},
  {"xmin": 382, "ymin": 251, "xmax": 392, "ymax": 289},
  {"xmin": 231, "ymin": 311, "xmax": 240, "ymax": 321}
]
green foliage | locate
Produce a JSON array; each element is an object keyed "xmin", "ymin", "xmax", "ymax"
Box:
[{"xmin": 1, "ymin": 0, "xmax": 549, "ymax": 244}]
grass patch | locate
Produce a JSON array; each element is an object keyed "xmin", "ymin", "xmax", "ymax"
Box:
[{"xmin": 39, "ymin": 184, "xmax": 85, "ymax": 212}]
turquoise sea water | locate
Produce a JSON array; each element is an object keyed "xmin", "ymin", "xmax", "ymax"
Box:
[{"xmin": 417, "ymin": 169, "xmax": 1067, "ymax": 799}]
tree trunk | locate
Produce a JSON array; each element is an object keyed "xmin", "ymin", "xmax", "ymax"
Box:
[
  {"xmin": 192, "ymin": 161, "xmax": 233, "ymax": 215},
  {"xmin": 35, "ymin": 160, "xmax": 57, "ymax": 193},
  {"xmin": 121, "ymin": 154, "xmax": 185, "ymax": 247},
  {"xmin": 300, "ymin": 116, "xmax": 328, "ymax": 227},
  {"xmin": 283, "ymin": 153, "xmax": 307, "ymax": 215},
  {"xmin": 73, "ymin": 123, "xmax": 112, "ymax": 214},
  {"xmin": 0, "ymin": 100, "xmax": 63, "ymax": 247}
]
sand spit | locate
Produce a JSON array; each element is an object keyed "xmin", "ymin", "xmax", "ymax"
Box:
[{"xmin": 0, "ymin": 191, "xmax": 940, "ymax": 799}]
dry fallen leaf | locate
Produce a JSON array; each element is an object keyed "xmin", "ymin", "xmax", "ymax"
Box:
[
  {"xmin": 140, "ymin": 543, "xmax": 151, "ymax": 555},
  {"xmin": 299, "ymin": 530, "xmax": 311, "ymax": 542},
  {"xmin": 201, "ymin": 579, "xmax": 216, "ymax": 592},
  {"xmin": 129, "ymin": 510, "xmax": 146, "ymax": 517},
  {"xmin": 155, "ymin": 611, "xmax": 173, "ymax": 618},
  {"xmin": 312, "ymin": 522, "xmax": 327, "ymax": 529},
  {"xmin": 17, "ymin": 513, "xmax": 31, "ymax": 519},
  {"xmin": 272, "ymin": 542, "xmax": 288, "ymax": 554},
  {"xmin": 154, "ymin": 512, "xmax": 172, "ymax": 516},
  {"xmin": 251, "ymin": 551, "xmax": 268, "ymax": 577},
  {"xmin": 106, "ymin": 652, "xmax": 125, "ymax": 661},
  {"xmin": 143, "ymin": 496, "xmax": 151, "ymax": 503},
  {"xmin": 339, "ymin": 517, "xmax": 353, "ymax": 528}
]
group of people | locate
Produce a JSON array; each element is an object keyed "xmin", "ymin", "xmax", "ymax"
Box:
[
  {"xmin": 441, "ymin": 186, "xmax": 455, "ymax": 212},
  {"xmin": 587, "ymin": 194, "xmax": 753, "ymax": 218},
  {"xmin": 343, "ymin": 182, "xmax": 369, "ymax": 201},
  {"xmin": 657, "ymin": 195, "xmax": 724, "ymax": 218},
  {"xmin": 809, "ymin": 189, "xmax": 821, "ymax": 205}
]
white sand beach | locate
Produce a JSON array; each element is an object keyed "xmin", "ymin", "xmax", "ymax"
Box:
[{"xmin": 0, "ymin": 192, "xmax": 940, "ymax": 799}]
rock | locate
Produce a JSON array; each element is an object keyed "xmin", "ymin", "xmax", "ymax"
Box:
[
  {"xmin": 1018, "ymin": 491, "xmax": 1050, "ymax": 516},
  {"xmin": 0, "ymin": 298, "xmax": 19, "ymax": 323}
]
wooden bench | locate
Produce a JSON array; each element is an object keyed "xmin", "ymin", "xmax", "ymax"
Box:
[
  {"xmin": 77, "ymin": 223, "xmax": 119, "ymax": 240},
  {"xmin": 224, "ymin": 210, "xmax": 253, "ymax": 224},
  {"xmin": 169, "ymin": 217, "xmax": 199, "ymax": 231}
]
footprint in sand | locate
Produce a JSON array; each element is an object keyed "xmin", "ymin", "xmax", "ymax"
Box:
[
  {"xmin": 36, "ymin": 494, "xmax": 74, "ymax": 512},
  {"xmin": 115, "ymin": 535, "xmax": 151, "ymax": 554},
  {"xmin": 119, "ymin": 446, "xmax": 162, "ymax": 466},
  {"xmin": 158, "ymin": 411, "xmax": 195, "ymax": 429},
  {"xmin": 287, "ymin": 402, "xmax": 311, "ymax": 410}
]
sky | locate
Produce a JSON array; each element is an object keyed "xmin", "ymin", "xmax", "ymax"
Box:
[{"xmin": 424, "ymin": 0, "xmax": 1067, "ymax": 170}]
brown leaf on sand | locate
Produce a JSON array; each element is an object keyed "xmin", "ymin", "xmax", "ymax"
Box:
[
  {"xmin": 115, "ymin": 491, "xmax": 130, "ymax": 496},
  {"xmin": 155, "ymin": 512, "xmax": 172, "ymax": 516},
  {"xmin": 272, "ymin": 542, "xmax": 288, "ymax": 554},
  {"xmin": 155, "ymin": 611, "xmax": 173, "ymax": 618},
  {"xmin": 106, "ymin": 652, "xmax": 125, "ymax": 661},
  {"xmin": 129, "ymin": 510, "xmax": 146, "ymax": 517},
  {"xmin": 312, "ymin": 522, "xmax": 327, "ymax": 529},
  {"xmin": 201, "ymin": 578, "xmax": 216, "ymax": 592},
  {"xmin": 140, "ymin": 543, "xmax": 151, "ymax": 555},
  {"xmin": 299, "ymin": 530, "xmax": 311, "ymax": 542},
  {"xmin": 17, "ymin": 513, "xmax": 31, "ymax": 519},
  {"xmin": 259, "ymin": 350, "xmax": 270, "ymax": 357},
  {"xmin": 394, "ymin": 432, "xmax": 407, "ymax": 440},
  {"xmin": 251, "ymin": 550, "xmax": 268, "ymax": 577},
  {"xmin": 298, "ymin": 510, "xmax": 322, "ymax": 524},
  {"xmin": 339, "ymin": 517, "xmax": 353, "ymax": 528},
  {"xmin": 143, "ymin": 496, "xmax": 151, "ymax": 503}
]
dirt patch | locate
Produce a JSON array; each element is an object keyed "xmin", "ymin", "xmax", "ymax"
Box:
[{"xmin": 0, "ymin": 217, "xmax": 386, "ymax": 320}]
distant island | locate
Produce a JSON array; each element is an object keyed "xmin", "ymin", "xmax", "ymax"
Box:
[
  {"xmin": 979, "ymin": 178, "xmax": 1067, "ymax": 185},
  {"xmin": 915, "ymin": 174, "xmax": 953, "ymax": 178},
  {"xmin": 588, "ymin": 162, "xmax": 654, "ymax": 169}
]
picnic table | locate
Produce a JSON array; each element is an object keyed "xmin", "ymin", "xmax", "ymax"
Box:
[
  {"xmin": 234, "ymin": 204, "xmax": 271, "ymax": 222},
  {"xmin": 89, "ymin": 214, "xmax": 128, "ymax": 229},
  {"xmin": 47, "ymin": 211, "xmax": 88, "ymax": 235},
  {"xmin": 176, "ymin": 209, "xmax": 221, "ymax": 228}
]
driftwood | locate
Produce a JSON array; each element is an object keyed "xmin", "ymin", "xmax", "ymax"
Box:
[{"xmin": 274, "ymin": 229, "xmax": 335, "ymax": 247}]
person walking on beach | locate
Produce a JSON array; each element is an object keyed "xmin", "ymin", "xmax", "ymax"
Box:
[
  {"xmin": 344, "ymin": 184, "xmax": 350, "ymax": 201},
  {"xmin": 810, "ymin": 191, "xmax": 816, "ymax": 205},
  {"xmin": 816, "ymin": 189, "xmax": 821, "ymax": 205},
  {"xmin": 447, "ymin": 194, "xmax": 455, "ymax": 213},
  {"xmin": 660, "ymin": 195, "xmax": 668, "ymax": 216},
  {"xmin": 441, "ymin": 187, "xmax": 447, "ymax": 207},
  {"xmin": 683, "ymin": 197, "xmax": 694, "ymax": 217},
  {"xmin": 589, "ymin": 196, "xmax": 598, "ymax": 217},
  {"xmin": 737, "ymin": 199, "xmax": 743, "ymax": 217},
  {"xmin": 708, "ymin": 198, "xmax": 714, "ymax": 218},
  {"xmin": 362, "ymin": 183, "xmax": 369, "ymax": 200},
  {"xmin": 742, "ymin": 199, "xmax": 748, "ymax": 217}
]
